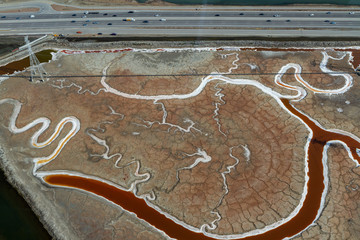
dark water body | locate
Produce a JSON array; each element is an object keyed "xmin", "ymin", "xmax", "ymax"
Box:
[
  {"xmin": 0, "ymin": 169, "xmax": 51, "ymax": 240},
  {"xmin": 0, "ymin": 50, "xmax": 55, "ymax": 239},
  {"xmin": 137, "ymin": 0, "xmax": 360, "ymax": 5},
  {"xmin": 0, "ymin": 49, "xmax": 55, "ymax": 75}
]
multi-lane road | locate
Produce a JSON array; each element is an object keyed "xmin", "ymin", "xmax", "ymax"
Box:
[{"xmin": 0, "ymin": 6, "xmax": 359, "ymax": 37}]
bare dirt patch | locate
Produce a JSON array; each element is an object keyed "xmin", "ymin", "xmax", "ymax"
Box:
[
  {"xmin": 0, "ymin": 46, "xmax": 359, "ymax": 239},
  {"xmin": 51, "ymin": 4, "xmax": 82, "ymax": 11},
  {"xmin": 0, "ymin": 7, "xmax": 39, "ymax": 13}
]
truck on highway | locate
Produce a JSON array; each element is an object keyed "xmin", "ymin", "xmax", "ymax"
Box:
[{"xmin": 124, "ymin": 18, "xmax": 135, "ymax": 21}]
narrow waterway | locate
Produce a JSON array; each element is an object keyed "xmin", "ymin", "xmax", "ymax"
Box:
[
  {"xmin": 1, "ymin": 46, "xmax": 358, "ymax": 239},
  {"xmin": 42, "ymin": 98, "xmax": 360, "ymax": 240}
]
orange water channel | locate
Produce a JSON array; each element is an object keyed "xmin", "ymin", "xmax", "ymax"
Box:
[
  {"xmin": 43, "ymin": 98, "xmax": 360, "ymax": 240},
  {"xmin": 2, "ymin": 46, "xmax": 357, "ymax": 239}
]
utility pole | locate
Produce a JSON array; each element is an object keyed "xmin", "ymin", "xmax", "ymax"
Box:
[{"xmin": 25, "ymin": 36, "xmax": 47, "ymax": 82}]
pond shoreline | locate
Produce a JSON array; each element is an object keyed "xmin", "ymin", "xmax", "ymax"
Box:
[
  {"xmin": 0, "ymin": 147, "xmax": 54, "ymax": 239},
  {"xmin": 0, "ymin": 39, "xmax": 359, "ymax": 240}
]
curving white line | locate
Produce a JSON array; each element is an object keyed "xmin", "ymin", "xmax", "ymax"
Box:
[
  {"xmin": 274, "ymin": 51, "xmax": 353, "ymax": 101},
  {"xmin": 213, "ymin": 82, "xmax": 227, "ymax": 138},
  {"xmin": 1, "ymin": 48, "xmax": 358, "ymax": 240},
  {"xmin": 101, "ymin": 51, "xmax": 353, "ymax": 105},
  {"xmin": 181, "ymin": 148, "xmax": 212, "ymax": 169},
  {"xmin": 98, "ymin": 66, "xmax": 307, "ymax": 239},
  {"xmin": 0, "ymin": 98, "xmax": 80, "ymax": 173},
  {"xmin": 274, "ymin": 63, "xmax": 308, "ymax": 100},
  {"xmin": 95, "ymin": 50, "xmax": 358, "ymax": 239}
]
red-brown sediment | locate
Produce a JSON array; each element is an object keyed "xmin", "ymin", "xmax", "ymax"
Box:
[
  {"xmin": 44, "ymin": 174, "xmax": 212, "ymax": 240},
  {"xmin": 43, "ymin": 98, "xmax": 360, "ymax": 240},
  {"xmin": 0, "ymin": 57, "xmax": 30, "ymax": 75},
  {"xmin": 2, "ymin": 46, "xmax": 356, "ymax": 239},
  {"xmin": 346, "ymin": 49, "xmax": 360, "ymax": 69},
  {"xmin": 0, "ymin": 50, "xmax": 55, "ymax": 75}
]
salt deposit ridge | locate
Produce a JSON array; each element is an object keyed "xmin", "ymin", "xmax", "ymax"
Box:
[{"xmin": 1, "ymin": 47, "xmax": 359, "ymax": 239}]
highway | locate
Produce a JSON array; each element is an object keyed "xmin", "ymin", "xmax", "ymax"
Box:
[{"xmin": 0, "ymin": 7, "xmax": 359, "ymax": 37}]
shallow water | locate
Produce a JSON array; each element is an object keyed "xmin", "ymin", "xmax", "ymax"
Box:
[{"xmin": 0, "ymin": 49, "xmax": 55, "ymax": 76}]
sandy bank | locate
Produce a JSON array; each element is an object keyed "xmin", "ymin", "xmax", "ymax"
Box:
[{"xmin": 0, "ymin": 144, "xmax": 76, "ymax": 240}]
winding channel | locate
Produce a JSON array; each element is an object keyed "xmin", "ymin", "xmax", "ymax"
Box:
[
  {"xmin": 1, "ymin": 48, "xmax": 360, "ymax": 240},
  {"xmin": 42, "ymin": 99, "xmax": 360, "ymax": 240}
]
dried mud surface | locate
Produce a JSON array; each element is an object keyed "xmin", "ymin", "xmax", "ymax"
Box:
[{"xmin": 0, "ymin": 47, "xmax": 359, "ymax": 240}]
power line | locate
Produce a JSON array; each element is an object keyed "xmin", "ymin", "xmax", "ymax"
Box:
[{"xmin": 1, "ymin": 71, "xmax": 358, "ymax": 79}]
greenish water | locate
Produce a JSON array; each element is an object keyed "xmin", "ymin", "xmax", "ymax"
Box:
[
  {"xmin": 0, "ymin": 169, "xmax": 51, "ymax": 240},
  {"xmin": 0, "ymin": 49, "xmax": 55, "ymax": 75},
  {"xmin": 137, "ymin": 0, "xmax": 360, "ymax": 5}
]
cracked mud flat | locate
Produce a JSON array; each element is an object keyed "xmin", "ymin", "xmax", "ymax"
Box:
[{"xmin": 0, "ymin": 46, "xmax": 359, "ymax": 240}]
